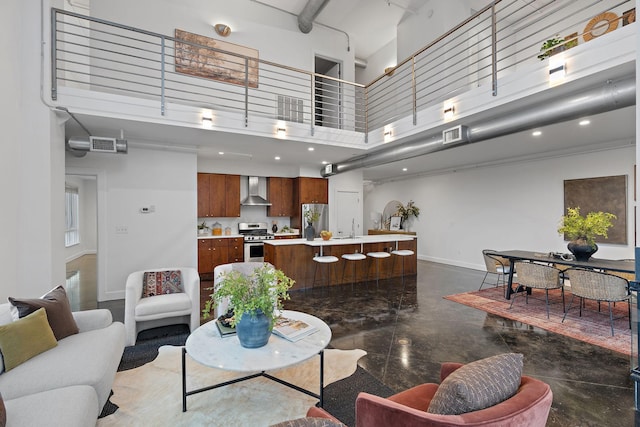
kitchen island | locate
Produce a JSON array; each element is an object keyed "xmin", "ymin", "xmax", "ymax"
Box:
[{"xmin": 264, "ymin": 234, "xmax": 417, "ymax": 290}]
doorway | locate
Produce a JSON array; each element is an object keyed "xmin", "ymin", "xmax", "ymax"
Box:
[
  {"xmin": 314, "ymin": 55, "xmax": 342, "ymax": 129},
  {"xmin": 64, "ymin": 174, "xmax": 98, "ymax": 311},
  {"xmin": 335, "ymin": 190, "xmax": 361, "ymax": 238}
]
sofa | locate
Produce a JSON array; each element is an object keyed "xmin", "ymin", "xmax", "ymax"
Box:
[{"xmin": 0, "ymin": 301, "xmax": 125, "ymax": 426}]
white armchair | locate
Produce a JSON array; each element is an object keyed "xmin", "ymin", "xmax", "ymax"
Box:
[{"xmin": 124, "ymin": 267, "xmax": 200, "ymax": 346}]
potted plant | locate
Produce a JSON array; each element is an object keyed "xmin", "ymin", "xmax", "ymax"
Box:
[
  {"xmin": 537, "ymin": 36, "xmax": 565, "ymax": 60},
  {"xmin": 396, "ymin": 200, "xmax": 420, "ymax": 231},
  {"xmin": 197, "ymin": 221, "xmax": 210, "ymax": 235},
  {"xmin": 304, "ymin": 208, "xmax": 321, "ymax": 241},
  {"xmin": 557, "ymin": 207, "xmax": 616, "ymax": 261},
  {"xmin": 202, "ymin": 263, "xmax": 295, "ymax": 348}
]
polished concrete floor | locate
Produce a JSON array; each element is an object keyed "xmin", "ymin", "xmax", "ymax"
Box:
[{"xmin": 69, "ymin": 256, "xmax": 636, "ymax": 426}]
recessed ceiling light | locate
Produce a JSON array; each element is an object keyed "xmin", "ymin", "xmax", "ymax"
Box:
[
  {"xmin": 321, "ymin": 161, "xmax": 328, "ymax": 165},
  {"xmin": 532, "ymin": 131, "xmax": 542, "ymax": 136},
  {"xmin": 218, "ymin": 151, "xmax": 224, "ymax": 155},
  {"xmin": 308, "ymin": 147, "xmax": 315, "ymax": 151},
  {"xmin": 402, "ymin": 168, "xmax": 408, "ymax": 172},
  {"xmin": 579, "ymin": 120, "xmax": 591, "ymax": 126},
  {"xmin": 274, "ymin": 156, "xmax": 280, "ymax": 160}
]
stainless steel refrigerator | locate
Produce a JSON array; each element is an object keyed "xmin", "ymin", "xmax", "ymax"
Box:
[{"xmin": 301, "ymin": 203, "xmax": 329, "ymax": 238}]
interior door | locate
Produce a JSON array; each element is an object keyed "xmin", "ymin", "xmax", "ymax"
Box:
[{"xmin": 335, "ymin": 190, "xmax": 360, "ymax": 238}]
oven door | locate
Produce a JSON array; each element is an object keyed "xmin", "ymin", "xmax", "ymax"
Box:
[{"xmin": 244, "ymin": 241, "xmax": 265, "ymax": 262}]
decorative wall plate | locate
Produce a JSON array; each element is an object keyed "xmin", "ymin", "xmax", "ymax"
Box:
[{"xmin": 583, "ymin": 11, "xmax": 619, "ymax": 42}]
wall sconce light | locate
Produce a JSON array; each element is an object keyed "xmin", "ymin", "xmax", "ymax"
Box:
[
  {"xmin": 214, "ymin": 23, "xmax": 231, "ymax": 37},
  {"xmin": 276, "ymin": 127, "xmax": 286, "ymax": 137},
  {"xmin": 383, "ymin": 129, "xmax": 393, "ymax": 141},
  {"xmin": 384, "ymin": 66, "xmax": 396, "ymax": 77},
  {"xmin": 548, "ymin": 57, "xmax": 566, "ymax": 83},
  {"xmin": 202, "ymin": 116, "xmax": 213, "ymax": 128},
  {"xmin": 443, "ymin": 103, "xmax": 455, "ymax": 120}
]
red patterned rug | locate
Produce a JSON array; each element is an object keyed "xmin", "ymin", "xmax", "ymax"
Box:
[{"xmin": 444, "ymin": 285, "xmax": 631, "ymax": 356}]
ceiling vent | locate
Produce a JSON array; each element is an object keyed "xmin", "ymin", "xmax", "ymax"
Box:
[
  {"xmin": 442, "ymin": 125, "xmax": 468, "ymax": 145},
  {"xmin": 89, "ymin": 136, "xmax": 118, "ymax": 153},
  {"xmin": 67, "ymin": 137, "xmax": 128, "ymax": 157}
]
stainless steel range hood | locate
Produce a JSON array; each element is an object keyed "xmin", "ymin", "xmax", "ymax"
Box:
[{"xmin": 241, "ymin": 176, "xmax": 272, "ymax": 206}]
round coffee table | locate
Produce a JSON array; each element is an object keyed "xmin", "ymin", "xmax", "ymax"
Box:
[{"xmin": 182, "ymin": 310, "xmax": 331, "ymax": 411}]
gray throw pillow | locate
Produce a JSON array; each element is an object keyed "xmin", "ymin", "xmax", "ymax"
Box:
[{"xmin": 427, "ymin": 353, "xmax": 524, "ymax": 415}]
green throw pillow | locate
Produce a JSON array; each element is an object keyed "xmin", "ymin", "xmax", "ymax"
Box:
[
  {"xmin": 0, "ymin": 308, "xmax": 58, "ymax": 371},
  {"xmin": 427, "ymin": 353, "xmax": 524, "ymax": 415},
  {"xmin": 9, "ymin": 285, "xmax": 79, "ymax": 340}
]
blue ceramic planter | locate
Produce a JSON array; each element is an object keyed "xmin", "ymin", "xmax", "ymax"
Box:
[{"xmin": 236, "ymin": 309, "xmax": 271, "ymax": 348}]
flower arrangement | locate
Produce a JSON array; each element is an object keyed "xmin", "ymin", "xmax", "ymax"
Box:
[
  {"xmin": 396, "ymin": 200, "xmax": 420, "ymax": 221},
  {"xmin": 202, "ymin": 263, "xmax": 294, "ymax": 327},
  {"xmin": 557, "ymin": 207, "xmax": 616, "ymax": 248},
  {"xmin": 304, "ymin": 208, "xmax": 321, "ymax": 225},
  {"xmin": 537, "ymin": 36, "xmax": 564, "ymax": 60}
]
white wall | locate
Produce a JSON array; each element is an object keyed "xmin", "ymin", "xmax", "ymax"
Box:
[
  {"xmin": 66, "ymin": 146, "xmax": 197, "ymax": 301},
  {"xmin": 356, "ymin": 39, "xmax": 397, "ymax": 85},
  {"xmin": 364, "ymin": 146, "xmax": 636, "ymax": 271}
]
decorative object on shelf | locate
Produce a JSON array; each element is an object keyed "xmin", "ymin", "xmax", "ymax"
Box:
[
  {"xmin": 202, "ymin": 263, "xmax": 294, "ymax": 348},
  {"xmin": 557, "ymin": 207, "xmax": 616, "ymax": 262},
  {"xmin": 272, "ymin": 221, "xmax": 278, "ymax": 233},
  {"xmin": 212, "ymin": 221, "xmax": 223, "ymax": 236},
  {"xmin": 396, "ymin": 200, "xmax": 420, "ymax": 231},
  {"xmin": 389, "ymin": 216, "xmax": 401, "ymax": 231},
  {"xmin": 583, "ymin": 11, "xmax": 619, "ymax": 42},
  {"xmin": 198, "ymin": 221, "xmax": 210, "ymax": 235},
  {"xmin": 623, "ymin": 8, "xmax": 635, "ymax": 26},
  {"xmin": 304, "ymin": 208, "xmax": 320, "ymax": 241}
]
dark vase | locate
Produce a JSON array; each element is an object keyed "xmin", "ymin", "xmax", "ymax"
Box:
[
  {"xmin": 567, "ymin": 241, "xmax": 598, "ymax": 262},
  {"xmin": 235, "ymin": 309, "xmax": 271, "ymax": 348},
  {"xmin": 305, "ymin": 223, "xmax": 315, "ymax": 241}
]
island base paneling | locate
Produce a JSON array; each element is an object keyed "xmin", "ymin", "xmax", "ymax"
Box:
[{"xmin": 264, "ymin": 239, "xmax": 417, "ymax": 290}]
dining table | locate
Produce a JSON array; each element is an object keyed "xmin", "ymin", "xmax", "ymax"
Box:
[{"xmin": 483, "ymin": 249, "xmax": 635, "ymax": 300}]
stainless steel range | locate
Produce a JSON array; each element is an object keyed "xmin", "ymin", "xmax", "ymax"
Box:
[{"xmin": 238, "ymin": 222, "xmax": 274, "ymax": 262}]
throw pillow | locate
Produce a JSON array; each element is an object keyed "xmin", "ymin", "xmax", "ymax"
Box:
[
  {"xmin": 0, "ymin": 308, "xmax": 58, "ymax": 371},
  {"xmin": 0, "ymin": 392, "xmax": 5, "ymax": 427},
  {"xmin": 427, "ymin": 353, "xmax": 524, "ymax": 415},
  {"xmin": 142, "ymin": 270, "xmax": 184, "ymax": 298},
  {"xmin": 9, "ymin": 285, "xmax": 79, "ymax": 340}
]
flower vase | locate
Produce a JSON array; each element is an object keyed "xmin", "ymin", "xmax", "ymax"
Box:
[
  {"xmin": 305, "ymin": 223, "xmax": 315, "ymax": 241},
  {"xmin": 567, "ymin": 241, "xmax": 598, "ymax": 262},
  {"xmin": 236, "ymin": 309, "xmax": 271, "ymax": 348}
]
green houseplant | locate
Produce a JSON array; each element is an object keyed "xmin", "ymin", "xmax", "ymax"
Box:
[
  {"xmin": 202, "ymin": 263, "xmax": 295, "ymax": 348},
  {"xmin": 557, "ymin": 207, "xmax": 616, "ymax": 261},
  {"xmin": 396, "ymin": 200, "xmax": 420, "ymax": 231},
  {"xmin": 537, "ymin": 36, "xmax": 565, "ymax": 60}
]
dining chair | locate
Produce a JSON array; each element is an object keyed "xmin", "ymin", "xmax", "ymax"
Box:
[
  {"xmin": 509, "ymin": 261, "xmax": 564, "ymax": 319},
  {"xmin": 479, "ymin": 249, "xmax": 512, "ymax": 290},
  {"xmin": 563, "ymin": 268, "xmax": 631, "ymax": 336}
]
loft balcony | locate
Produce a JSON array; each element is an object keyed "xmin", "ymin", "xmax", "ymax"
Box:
[{"xmin": 52, "ymin": 0, "xmax": 636, "ymax": 175}]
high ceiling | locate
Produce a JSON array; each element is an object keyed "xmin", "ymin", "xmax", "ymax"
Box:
[{"xmin": 64, "ymin": 0, "xmax": 636, "ymax": 182}]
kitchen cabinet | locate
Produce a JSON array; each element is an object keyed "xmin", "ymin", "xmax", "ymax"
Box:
[
  {"xmin": 296, "ymin": 177, "xmax": 328, "ymax": 204},
  {"xmin": 267, "ymin": 177, "xmax": 294, "ymax": 217},
  {"xmin": 197, "ymin": 173, "xmax": 240, "ymax": 217},
  {"xmin": 198, "ymin": 237, "xmax": 244, "ymax": 275}
]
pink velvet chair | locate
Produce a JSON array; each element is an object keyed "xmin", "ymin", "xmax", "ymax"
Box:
[{"xmin": 310, "ymin": 363, "xmax": 552, "ymax": 427}]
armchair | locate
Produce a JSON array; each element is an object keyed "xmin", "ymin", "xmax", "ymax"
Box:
[
  {"xmin": 124, "ymin": 267, "xmax": 200, "ymax": 346},
  {"xmin": 354, "ymin": 362, "xmax": 552, "ymax": 427}
]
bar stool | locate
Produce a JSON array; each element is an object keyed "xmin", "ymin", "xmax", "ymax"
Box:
[
  {"xmin": 341, "ymin": 252, "xmax": 366, "ymax": 292},
  {"xmin": 391, "ymin": 249, "xmax": 414, "ymax": 288},
  {"xmin": 312, "ymin": 255, "xmax": 339, "ymax": 292},
  {"xmin": 366, "ymin": 251, "xmax": 391, "ymax": 289}
]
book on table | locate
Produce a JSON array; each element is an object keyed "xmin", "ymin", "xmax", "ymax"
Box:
[
  {"xmin": 215, "ymin": 319, "xmax": 236, "ymax": 337},
  {"xmin": 272, "ymin": 316, "xmax": 317, "ymax": 342}
]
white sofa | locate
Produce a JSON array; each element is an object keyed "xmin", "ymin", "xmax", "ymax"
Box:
[
  {"xmin": 124, "ymin": 267, "xmax": 200, "ymax": 347},
  {"xmin": 0, "ymin": 303, "xmax": 125, "ymax": 427}
]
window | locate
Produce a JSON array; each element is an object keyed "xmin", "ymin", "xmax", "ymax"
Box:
[{"xmin": 65, "ymin": 186, "xmax": 80, "ymax": 247}]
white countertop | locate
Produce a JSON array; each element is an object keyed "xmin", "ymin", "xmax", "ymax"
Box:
[
  {"xmin": 264, "ymin": 234, "xmax": 416, "ymax": 246},
  {"xmin": 198, "ymin": 234, "xmax": 243, "ymax": 239}
]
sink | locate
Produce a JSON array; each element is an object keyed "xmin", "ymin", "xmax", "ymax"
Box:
[{"xmin": 332, "ymin": 236, "xmax": 359, "ymax": 240}]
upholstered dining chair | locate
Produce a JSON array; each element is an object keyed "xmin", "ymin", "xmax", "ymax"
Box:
[
  {"xmin": 479, "ymin": 249, "xmax": 512, "ymax": 290},
  {"xmin": 563, "ymin": 268, "xmax": 631, "ymax": 336},
  {"xmin": 124, "ymin": 267, "xmax": 200, "ymax": 346},
  {"xmin": 509, "ymin": 261, "xmax": 564, "ymax": 319}
]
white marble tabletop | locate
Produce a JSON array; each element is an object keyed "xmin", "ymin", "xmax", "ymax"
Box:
[
  {"xmin": 265, "ymin": 234, "xmax": 416, "ymax": 246},
  {"xmin": 185, "ymin": 310, "xmax": 331, "ymax": 372}
]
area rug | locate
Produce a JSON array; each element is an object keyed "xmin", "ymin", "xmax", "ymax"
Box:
[
  {"xmin": 444, "ymin": 286, "xmax": 631, "ymax": 356},
  {"xmin": 97, "ymin": 345, "xmax": 366, "ymax": 427}
]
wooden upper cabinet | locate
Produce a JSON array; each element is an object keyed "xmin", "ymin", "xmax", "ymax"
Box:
[
  {"xmin": 197, "ymin": 173, "xmax": 240, "ymax": 217},
  {"xmin": 297, "ymin": 177, "xmax": 328, "ymax": 204},
  {"xmin": 267, "ymin": 177, "xmax": 294, "ymax": 217}
]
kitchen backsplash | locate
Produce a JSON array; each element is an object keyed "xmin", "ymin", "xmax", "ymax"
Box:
[{"xmin": 198, "ymin": 205, "xmax": 291, "ymax": 234}]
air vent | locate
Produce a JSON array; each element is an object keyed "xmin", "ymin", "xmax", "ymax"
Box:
[
  {"xmin": 90, "ymin": 136, "xmax": 117, "ymax": 153},
  {"xmin": 442, "ymin": 125, "xmax": 467, "ymax": 145},
  {"xmin": 277, "ymin": 95, "xmax": 304, "ymax": 123}
]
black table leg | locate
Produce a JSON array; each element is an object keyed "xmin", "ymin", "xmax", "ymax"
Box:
[{"xmin": 182, "ymin": 347, "xmax": 187, "ymax": 412}]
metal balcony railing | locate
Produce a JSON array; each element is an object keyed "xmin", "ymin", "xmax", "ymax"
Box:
[{"xmin": 51, "ymin": 0, "xmax": 633, "ymax": 141}]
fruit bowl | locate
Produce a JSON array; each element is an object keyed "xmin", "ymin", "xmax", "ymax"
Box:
[{"xmin": 320, "ymin": 230, "xmax": 332, "ymax": 240}]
